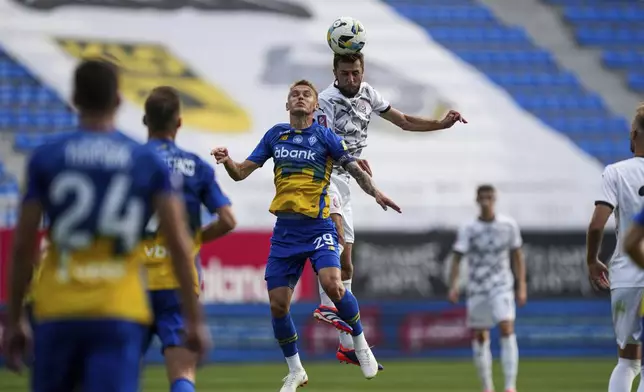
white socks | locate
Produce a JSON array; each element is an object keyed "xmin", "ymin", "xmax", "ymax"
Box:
[
  {"xmin": 318, "ymin": 279, "xmax": 355, "ymax": 350},
  {"xmin": 610, "ymin": 358, "xmax": 640, "ymax": 392},
  {"xmin": 472, "ymin": 340, "xmax": 494, "ymax": 392},
  {"xmin": 352, "ymin": 331, "xmax": 368, "ymax": 351},
  {"xmin": 285, "ymin": 353, "xmax": 304, "ymax": 372},
  {"xmin": 500, "ymin": 334, "xmax": 519, "ymax": 391}
]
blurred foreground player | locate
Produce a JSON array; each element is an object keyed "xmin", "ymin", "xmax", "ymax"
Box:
[
  {"xmin": 2, "ymin": 60, "xmax": 209, "ymax": 392},
  {"xmin": 448, "ymin": 185, "xmax": 526, "ymax": 392},
  {"xmin": 591, "ymin": 105, "xmax": 644, "ymax": 392},
  {"xmin": 211, "ymin": 79, "xmax": 401, "ymax": 391},
  {"xmin": 313, "ymin": 52, "xmax": 466, "ymax": 365},
  {"xmin": 140, "ymin": 86, "xmax": 236, "ymax": 392}
]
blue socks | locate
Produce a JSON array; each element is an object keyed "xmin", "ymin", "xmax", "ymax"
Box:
[
  {"xmin": 170, "ymin": 378, "xmax": 195, "ymax": 392},
  {"xmin": 333, "ymin": 290, "xmax": 364, "ymax": 336},
  {"xmin": 272, "ymin": 313, "xmax": 299, "ymax": 357}
]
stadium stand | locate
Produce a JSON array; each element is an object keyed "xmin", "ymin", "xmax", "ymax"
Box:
[
  {"xmin": 0, "ymin": 44, "xmax": 76, "ymax": 227},
  {"xmin": 383, "ymin": 0, "xmax": 630, "ymax": 166},
  {"xmin": 547, "ymin": 0, "xmax": 644, "ymax": 95}
]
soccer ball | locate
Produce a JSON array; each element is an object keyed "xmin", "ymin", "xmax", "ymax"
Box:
[{"xmin": 326, "ymin": 16, "xmax": 367, "ymax": 55}]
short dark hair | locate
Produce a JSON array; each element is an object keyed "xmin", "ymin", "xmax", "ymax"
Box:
[
  {"xmin": 73, "ymin": 59, "xmax": 119, "ymax": 112},
  {"xmin": 477, "ymin": 184, "xmax": 496, "ymax": 196},
  {"xmin": 333, "ymin": 52, "xmax": 364, "ymax": 70},
  {"xmin": 144, "ymin": 86, "xmax": 181, "ymax": 132}
]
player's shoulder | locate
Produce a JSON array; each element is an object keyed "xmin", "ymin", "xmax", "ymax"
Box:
[
  {"xmin": 605, "ymin": 157, "xmax": 644, "ymax": 173},
  {"xmin": 266, "ymin": 122, "xmax": 291, "ymax": 137},
  {"xmin": 459, "ymin": 218, "xmax": 480, "ymax": 231},
  {"xmin": 496, "ymin": 214, "xmax": 519, "ymax": 227}
]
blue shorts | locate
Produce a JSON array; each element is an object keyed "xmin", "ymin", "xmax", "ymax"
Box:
[
  {"xmin": 265, "ymin": 217, "xmax": 341, "ymax": 291},
  {"xmin": 143, "ymin": 289, "xmax": 185, "ymax": 355},
  {"xmin": 32, "ymin": 319, "xmax": 146, "ymax": 392}
]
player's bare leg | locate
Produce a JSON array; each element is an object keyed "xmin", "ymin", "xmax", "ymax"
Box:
[
  {"xmin": 472, "ymin": 329, "xmax": 494, "ymax": 392},
  {"xmin": 164, "ymin": 347, "xmax": 198, "ymax": 392},
  {"xmin": 613, "ymin": 344, "xmax": 641, "ymax": 392},
  {"xmin": 318, "ymin": 266, "xmax": 378, "ymax": 379},
  {"xmin": 499, "ymin": 320, "xmax": 519, "ymax": 392},
  {"xmin": 269, "ymin": 287, "xmax": 308, "ymax": 391}
]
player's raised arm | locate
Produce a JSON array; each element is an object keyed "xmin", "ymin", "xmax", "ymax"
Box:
[
  {"xmin": 586, "ymin": 166, "xmax": 616, "ymax": 289},
  {"xmin": 380, "ymin": 107, "xmax": 467, "ymax": 132},
  {"xmin": 211, "ymin": 147, "xmax": 260, "ymax": 182}
]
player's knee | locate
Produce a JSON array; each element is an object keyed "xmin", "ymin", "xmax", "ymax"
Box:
[
  {"xmin": 321, "ymin": 278, "xmax": 345, "ymax": 302},
  {"xmin": 498, "ymin": 321, "xmax": 514, "ymax": 336},
  {"xmin": 269, "ymin": 297, "xmax": 290, "ymax": 318},
  {"xmin": 473, "ymin": 330, "xmax": 489, "ymax": 343}
]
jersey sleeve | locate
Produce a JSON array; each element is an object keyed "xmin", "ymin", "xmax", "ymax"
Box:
[
  {"xmin": 322, "ymin": 127, "xmax": 354, "ymax": 167},
  {"xmin": 509, "ymin": 219, "xmax": 523, "ymax": 250},
  {"xmin": 23, "ymin": 148, "xmax": 47, "ymax": 203},
  {"xmin": 596, "ymin": 165, "xmax": 617, "ymax": 209},
  {"xmin": 367, "ymin": 84, "xmax": 391, "ymax": 114},
  {"xmin": 200, "ymin": 160, "xmax": 232, "ymax": 213},
  {"xmin": 452, "ymin": 223, "xmax": 470, "ymax": 254},
  {"xmin": 246, "ymin": 129, "xmax": 273, "ymax": 167},
  {"xmin": 316, "ymin": 95, "xmax": 335, "ymax": 129}
]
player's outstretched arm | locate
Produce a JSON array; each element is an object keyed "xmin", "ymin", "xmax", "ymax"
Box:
[
  {"xmin": 211, "ymin": 147, "xmax": 260, "ymax": 182},
  {"xmin": 344, "ymin": 160, "xmax": 401, "ymax": 213},
  {"xmin": 380, "ymin": 108, "xmax": 467, "ymax": 132}
]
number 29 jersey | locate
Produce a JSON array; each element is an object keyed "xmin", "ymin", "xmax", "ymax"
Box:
[{"xmin": 25, "ymin": 130, "xmax": 175, "ymax": 324}]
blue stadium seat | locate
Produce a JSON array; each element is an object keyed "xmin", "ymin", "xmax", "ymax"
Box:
[
  {"xmin": 564, "ymin": 7, "xmax": 644, "ymax": 22},
  {"xmin": 628, "ymin": 72, "xmax": 644, "ymax": 92},
  {"xmin": 602, "ymin": 51, "xmax": 644, "ymax": 69},
  {"xmin": 427, "ymin": 27, "xmax": 529, "ymax": 43},
  {"xmin": 576, "ymin": 27, "xmax": 644, "ymax": 46}
]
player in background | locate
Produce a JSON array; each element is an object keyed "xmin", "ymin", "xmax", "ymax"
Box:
[
  {"xmin": 2, "ymin": 60, "xmax": 209, "ymax": 392},
  {"xmin": 140, "ymin": 86, "xmax": 236, "ymax": 392},
  {"xmin": 588, "ymin": 105, "xmax": 644, "ymax": 392},
  {"xmin": 448, "ymin": 185, "xmax": 526, "ymax": 392},
  {"xmin": 313, "ymin": 52, "xmax": 467, "ymax": 365},
  {"xmin": 211, "ymin": 79, "xmax": 401, "ymax": 391}
]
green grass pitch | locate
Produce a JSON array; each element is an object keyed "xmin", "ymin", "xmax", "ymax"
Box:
[{"xmin": 0, "ymin": 358, "xmax": 626, "ymax": 391}]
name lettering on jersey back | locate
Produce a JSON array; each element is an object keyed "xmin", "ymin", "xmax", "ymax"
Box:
[
  {"xmin": 65, "ymin": 140, "xmax": 132, "ymax": 169},
  {"xmin": 144, "ymin": 244, "xmax": 167, "ymax": 260},
  {"xmin": 274, "ymin": 147, "xmax": 316, "ymax": 161},
  {"xmin": 57, "ymin": 261, "xmax": 126, "ymax": 283},
  {"xmin": 164, "ymin": 157, "xmax": 196, "ymax": 177}
]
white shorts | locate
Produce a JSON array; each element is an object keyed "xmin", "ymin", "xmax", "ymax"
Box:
[
  {"xmin": 611, "ymin": 287, "xmax": 644, "ymax": 349},
  {"xmin": 466, "ymin": 291, "xmax": 516, "ymax": 329},
  {"xmin": 329, "ymin": 173, "xmax": 354, "ymax": 244}
]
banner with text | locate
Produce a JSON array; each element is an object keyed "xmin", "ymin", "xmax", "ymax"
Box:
[{"xmin": 351, "ymin": 230, "xmax": 615, "ymax": 300}]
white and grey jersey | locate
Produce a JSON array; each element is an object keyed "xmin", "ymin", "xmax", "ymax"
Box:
[
  {"xmin": 314, "ymin": 82, "xmax": 390, "ymax": 173},
  {"xmin": 453, "ymin": 215, "xmax": 522, "ymax": 297}
]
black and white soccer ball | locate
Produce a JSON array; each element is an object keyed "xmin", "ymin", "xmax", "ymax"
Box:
[{"xmin": 327, "ymin": 16, "xmax": 367, "ymax": 55}]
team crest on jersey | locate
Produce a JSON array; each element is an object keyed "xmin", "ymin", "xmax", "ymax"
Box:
[
  {"xmin": 357, "ymin": 99, "xmax": 372, "ymax": 116},
  {"xmin": 293, "ymin": 135, "xmax": 303, "ymax": 144},
  {"xmin": 308, "ymin": 135, "xmax": 317, "ymax": 146},
  {"xmin": 317, "ymin": 115, "xmax": 327, "ymax": 127}
]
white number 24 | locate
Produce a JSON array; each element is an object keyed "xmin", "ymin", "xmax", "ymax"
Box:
[
  {"xmin": 313, "ymin": 233, "xmax": 335, "ymax": 250},
  {"xmin": 50, "ymin": 172, "xmax": 145, "ymax": 253}
]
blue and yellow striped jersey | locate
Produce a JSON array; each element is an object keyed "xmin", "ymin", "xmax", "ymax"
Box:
[
  {"xmin": 24, "ymin": 129, "xmax": 175, "ymax": 324},
  {"xmin": 247, "ymin": 122, "xmax": 353, "ymax": 219},
  {"xmin": 139, "ymin": 139, "xmax": 231, "ymax": 291}
]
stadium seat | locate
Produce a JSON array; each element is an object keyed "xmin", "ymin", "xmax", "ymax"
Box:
[{"xmin": 384, "ymin": 0, "xmax": 631, "ymax": 165}]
